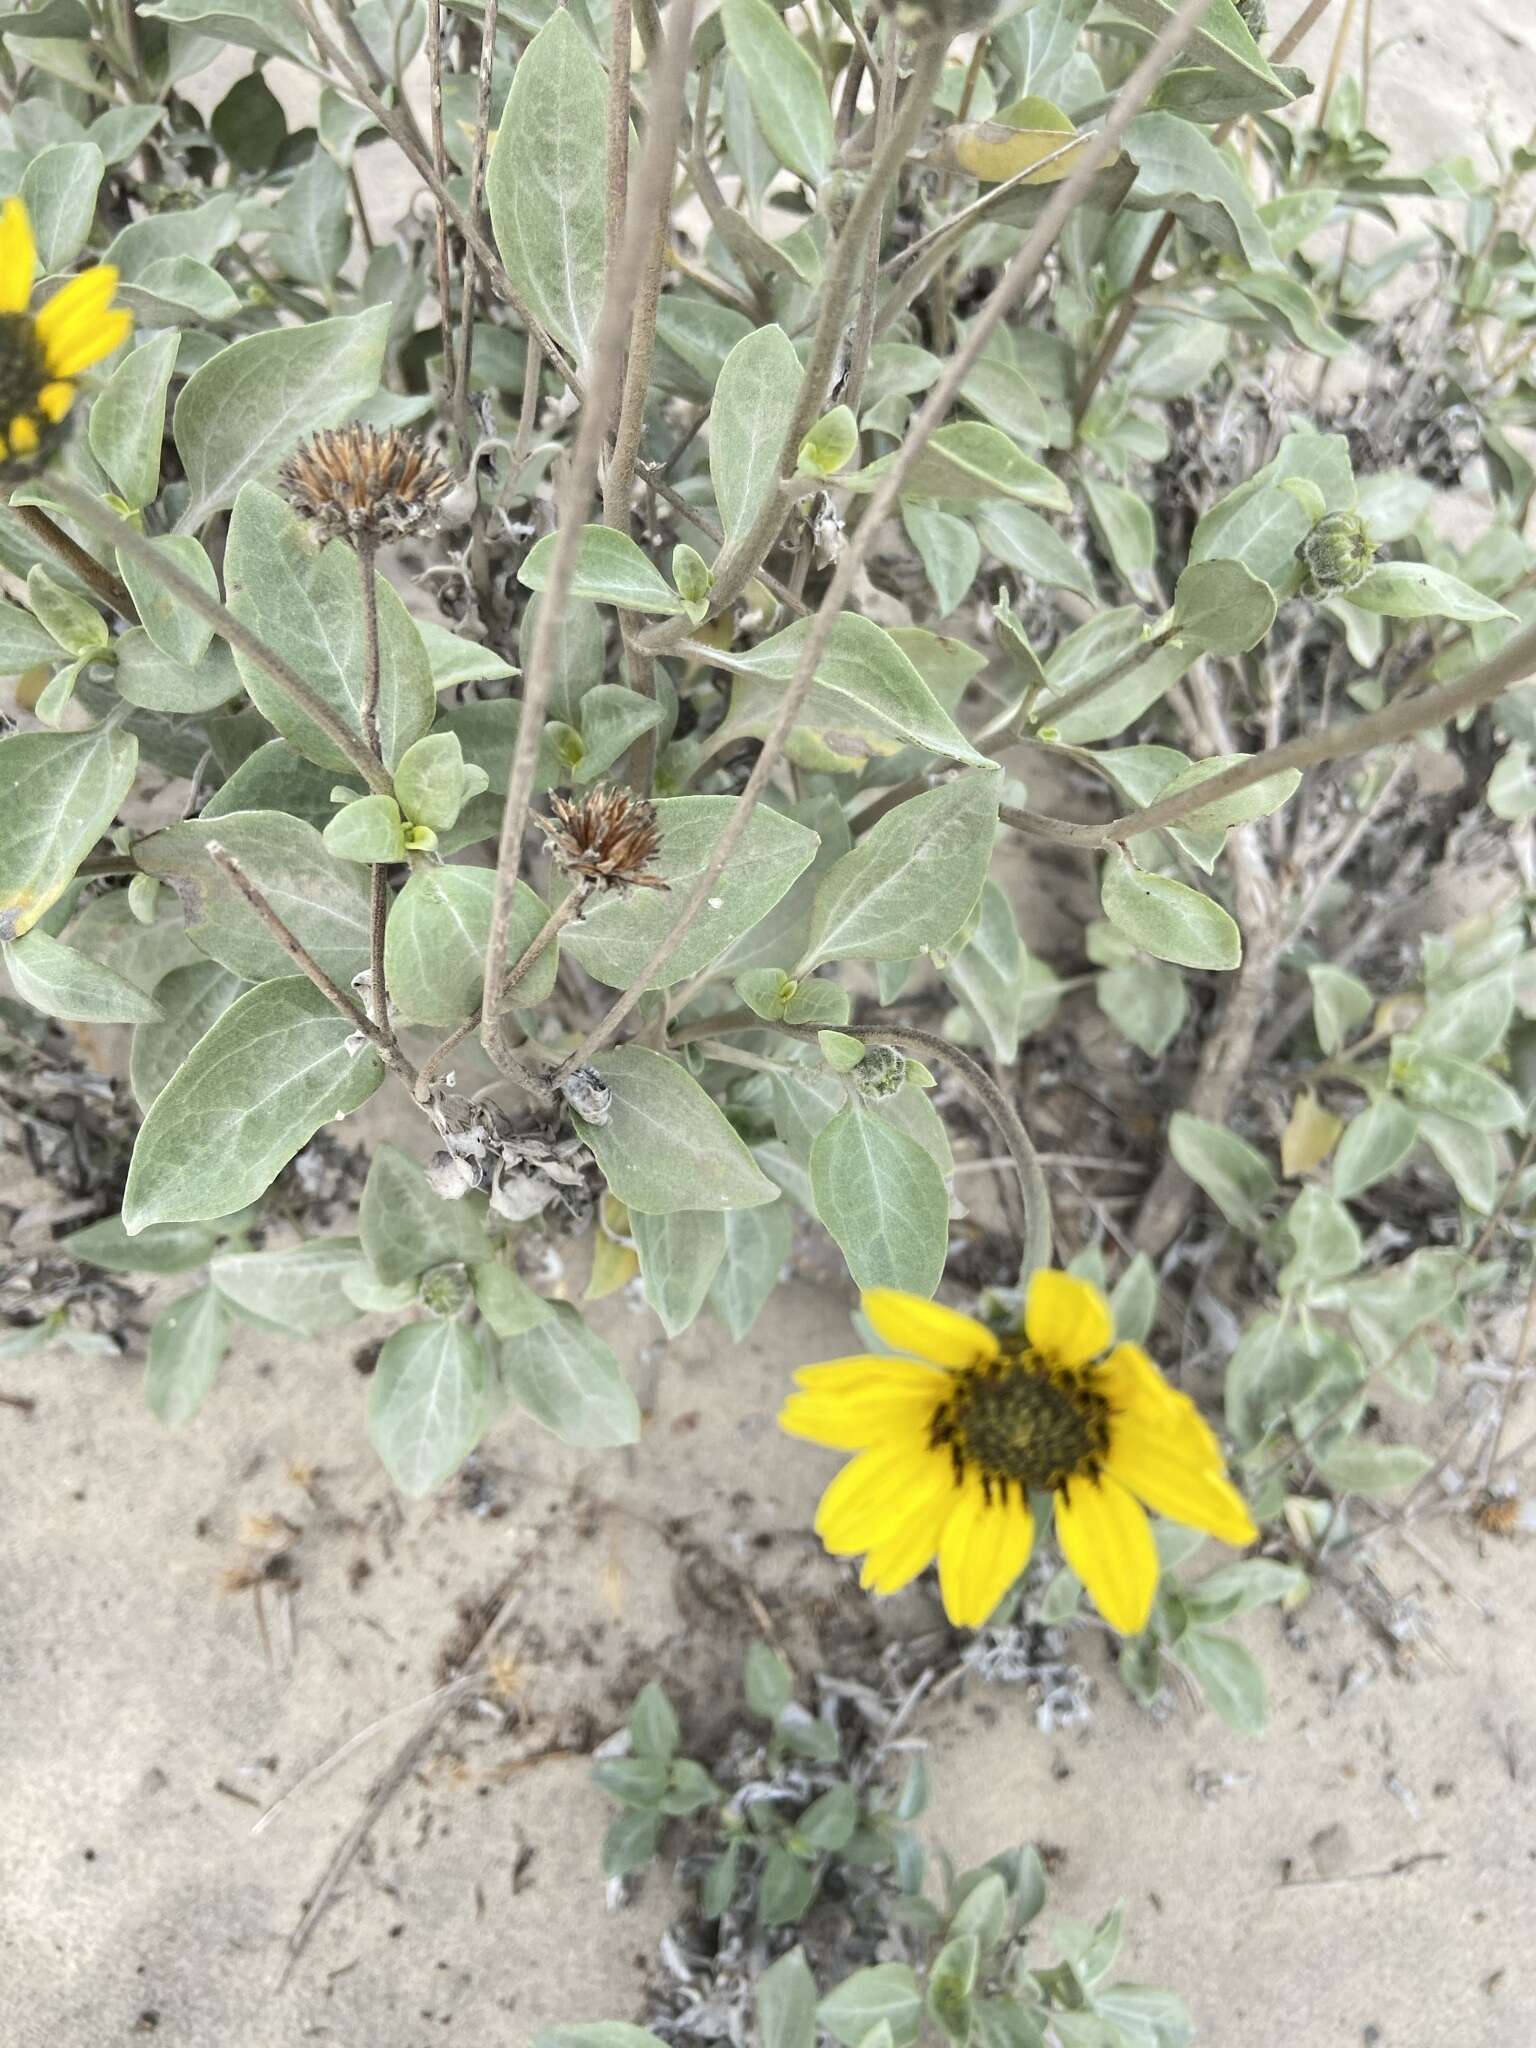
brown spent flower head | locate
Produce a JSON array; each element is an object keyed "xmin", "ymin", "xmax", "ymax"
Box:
[
  {"xmin": 278, "ymin": 425, "xmax": 453, "ymax": 546},
  {"xmin": 535, "ymin": 786, "xmax": 669, "ymax": 893}
]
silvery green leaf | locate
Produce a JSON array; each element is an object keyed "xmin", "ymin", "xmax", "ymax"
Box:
[
  {"xmin": 903, "ymin": 503, "xmax": 981, "ymax": 620},
  {"xmin": 710, "ymin": 612, "xmax": 989, "ymax": 769},
  {"xmin": 810, "ymin": 1104, "xmax": 949, "ymax": 1297},
  {"xmin": 499, "ymin": 1301, "xmax": 641, "ymax": 1447},
  {"xmin": 1167, "ymin": 1111, "xmax": 1275, "ymax": 1232},
  {"xmin": 267, "ymin": 147, "xmax": 350, "ymax": 286},
  {"xmin": 359, "ymin": 1143, "xmax": 491, "ymax": 1288},
  {"xmin": 224, "ymin": 483, "xmax": 435, "ymax": 771},
  {"xmin": 0, "ymin": 725, "xmax": 137, "ymax": 941},
  {"xmin": 20, "ymin": 139, "xmax": 103, "ymax": 270},
  {"xmin": 1308, "ymin": 962, "xmax": 1372, "ymax": 1055},
  {"xmin": 0, "ymin": 596, "xmax": 63, "ymax": 674},
  {"xmin": 926, "ymin": 1934, "xmax": 980, "ymax": 2046},
  {"xmin": 1312, "ymin": 1439, "xmax": 1433, "ymax": 1496},
  {"xmin": 116, "ymin": 534, "xmax": 217, "ymax": 668},
  {"xmin": 26, "ymin": 565, "xmax": 106, "ymax": 656},
  {"xmin": 974, "ymin": 501, "xmax": 1095, "ymax": 598},
  {"xmin": 114, "ymin": 627, "xmax": 240, "ymax": 716},
  {"xmin": 487, "ymin": 9, "xmax": 608, "ymax": 364},
  {"xmin": 472, "ymin": 1260, "xmax": 552, "ymax": 1339},
  {"xmin": 1175, "ymin": 1630, "xmax": 1265, "ymax": 1735},
  {"xmin": 133, "ymin": 812, "xmax": 373, "ymax": 986},
  {"xmin": 629, "ymin": 1681, "xmax": 680, "ymax": 1763},
  {"xmin": 537, "ymin": 2026, "xmax": 668, "ymax": 2048},
  {"xmin": 368, "ymin": 1319, "xmax": 491, "ymax": 1496},
  {"xmin": 1038, "ymin": 609, "xmax": 1190, "ymax": 744},
  {"xmin": 757, "ymin": 1947, "xmax": 818, "ymax": 2048},
  {"xmin": 1331, "ymin": 1096, "xmax": 1418, "ymax": 1201},
  {"xmin": 1416, "ymin": 970, "xmax": 1514, "ymax": 1062},
  {"xmin": 122, "ymin": 978, "xmax": 384, "ymax": 1231},
  {"xmin": 517, "ymin": 525, "xmax": 686, "ymax": 615},
  {"xmin": 942, "ymin": 879, "xmax": 1025, "ymax": 1064},
  {"xmin": 174, "ymin": 305, "xmax": 390, "ymax": 528},
  {"xmin": 88, "ymin": 102, "xmax": 164, "ymax": 165},
  {"xmin": 744, "ymin": 1639, "xmax": 794, "ymax": 1718},
  {"xmin": 1224, "ymin": 1312, "xmax": 1302, "ymax": 1444},
  {"xmin": 116, "ymin": 254, "xmax": 241, "ymax": 327},
  {"xmin": 1278, "ymin": 1186, "xmax": 1363, "ymax": 1291},
  {"xmin": 571, "ymin": 1044, "xmax": 778, "ymax": 1214},
  {"xmin": 138, "ymin": 0, "xmax": 311, "ymax": 61},
  {"xmin": 576, "ymin": 685, "xmax": 667, "ymax": 782},
  {"xmin": 1344, "ymin": 561, "xmax": 1513, "ymax": 623},
  {"xmin": 1151, "ymin": 755, "xmax": 1301, "ymax": 832},
  {"xmin": 1488, "ymin": 742, "xmax": 1536, "ymax": 820},
  {"xmin": 419, "ymin": 618, "xmax": 519, "ymax": 692},
  {"xmin": 1389, "ymin": 1038, "xmax": 1523, "ymax": 1129},
  {"xmin": 633, "ymin": 1207, "xmax": 728, "ymax": 1337},
  {"xmin": 760, "ymin": 1846, "xmax": 817, "ymax": 1927},
  {"xmin": 1123, "ymin": 112, "xmax": 1274, "ymax": 267},
  {"xmin": 851, "ymin": 424, "xmax": 1069, "ymax": 512},
  {"xmin": 144, "ymin": 1285, "xmax": 230, "ymax": 1427},
  {"xmin": 1418, "ymin": 1111, "xmax": 1497, "ymax": 1212},
  {"xmin": 385, "ymin": 865, "xmax": 555, "ymax": 1027},
  {"xmin": 708, "ymin": 1198, "xmax": 792, "ymax": 1339},
  {"xmin": 65, "ymin": 1212, "xmax": 218, "ymax": 1275},
  {"xmin": 1127, "ymin": 318, "xmax": 1229, "ymax": 399},
  {"xmin": 562, "ymin": 795, "xmax": 818, "ymax": 990},
  {"xmin": 1116, "ymin": 0, "xmax": 1285, "ymax": 90},
  {"xmin": 1101, "ymin": 855, "xmax": 1241, "ymax": 972},
  {"xmin": 711, "ymin": 323, "xmax": 802, "ymax": 546},
  {"xmin": 200, "ymin": 742, "xmax": 337, "ymax": 833},
  {"xmin": 1110, "ymin": 1253, "xmax": 1157, "ymax": 1346},
  {"xmin": 4, "ymin": 927, "xmax": 164, "ymax": 1023},
  {"xmin": 801, "ymin": 772, "xmax": 1000, "ymax": 968},
  {"xmin": 818, "ymin": 1965, "xmax": 923, "ymax": 2048},
  {"xmin": 960, "ymin": 356, "xmax": 1048, "ymax": 444},
  {"xmin": 653, "ymin": 294, "xmax": 754, "ymax": 400},
  {"xmin": 1171, "ymin": 559, "xmax": 1278, "ymax": 654},
  {"xmin": 323, "ymin": 794, "xmax": 406, "ymax": 864},
  {"xmin": 1185, "ymin": 1558, "xmax": 1307, "ymax": 1622},
  {"xmin": 1189, "ymin": 431, "xmax": 1353, "ymax": 594},
  {"xmin": 210, "ymin": 1238, "xmax": 367, "ymax": 1335},
  {"xmin": 60, "ymin": 889, "xmax": 199, "ymax": 993},
  {"xmin": 1081, "ymin": 472, "xmax": 1155, "ymax": 595},
  {"xmin": 107, "ymin": 193, "xmax": 243, "ymax": 281},
  {"xmin": 1095, "ymin": 959, "xmax": 1186, "ymax": 1057},
  {"xmin": 721, "ymin": 0, "xmax": 833, "ymax": 186}
]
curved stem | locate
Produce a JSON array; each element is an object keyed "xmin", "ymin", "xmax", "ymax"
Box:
[{"xmin": 670, "ymin": 1012, "xmax": 1053, "ymax": 1283}]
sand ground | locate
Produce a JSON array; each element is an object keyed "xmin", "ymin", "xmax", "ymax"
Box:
[{"xmin": 6, "ymin": 4, "xmax": 1536, "ymax": 2046}]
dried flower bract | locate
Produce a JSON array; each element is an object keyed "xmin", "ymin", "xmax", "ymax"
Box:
[
  {"xmin": 278, "ymin": 425, "xmax": 453, "ymax": 546},
  {"xmin": 535, "ymin": 787, "xmax": 669, "ymax": 893}
]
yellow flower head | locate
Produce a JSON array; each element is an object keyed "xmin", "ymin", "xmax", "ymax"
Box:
[
  {"xmin": 781, "ymin": 1272, "xmax": 1258, "ymax": 1636},
  {"xmin": 0, "ymin": 195, "xmax": 131, "ymax": 469}
]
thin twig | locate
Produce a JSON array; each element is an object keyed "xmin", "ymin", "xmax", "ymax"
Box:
[
  {"xmin": 426, "ymin": 0, "xmax": 457, "ymax": 417},
  {"xmin": 11, "ymin": 503, "xmax": 137, "ymax": 619},
  {"xmin": 356, "ymin": 538, "xmax": 384, "ymax": 761},
  {"xmin": 41, "ymin": 477, "xmax": 391, "ymax": 795},
  {"xmin": 453, "ymin": 0, "xmax": 501, "ymax": 436}
]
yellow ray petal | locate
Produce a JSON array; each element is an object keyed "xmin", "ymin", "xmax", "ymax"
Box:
[
  {"xmin": 814, "ymin": 1442, "xmax": 953, "ymax": 1556},
  {"xmin": 1104, "ymin": 1429, "xmax": 1258, "ymax": 1549},
  {"xmin": 937, "ymin": 1477, "xmax": 1035, "ymax": 1629},
  {"xmin": 793, "ymin": 1356, "xmax": 951, "ymax": 1395},
  {"xmin": 862, "ymin": 1288, "xmax": 998, "ymax": 1368},
  {"xmin": 44, "ymin": 305, "xmax": 131, "ymax": 380},
  {"xmin": 32, "ymin": 261, "xmax": 117, "ymax": 343},
  {"xmin": 0, "ymin": 196, "xmax": 36, "ymax": 313},
  {"xmin": 7, "ymin": 414, "xmax": 38, "ymax": 454},
  {"xmin": 1054, "ymin": 1473, "xmax": 1157, "ymax": 1635},
  {"xmin": 36, "ymin": 381, "xmax": 74, "ymax": 423},
  {"xmin": 780, "ymin": 1379, "xmax": 942, "ymax": 1452},
  {"xmin": 859, "ymin": 1487, "xmax": 954, "ymax": 1594},
  {"xmin": 1025, "ymin": 1269, "xmax": 1112, "ymax": 1371},
  {"xmin": 1100, "ymin": 1342, "xmax": 1227, "ymax": 1470}
]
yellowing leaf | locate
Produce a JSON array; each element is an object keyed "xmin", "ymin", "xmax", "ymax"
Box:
[
  {"xmin": 940, "ymin": 97, "xmax": 1100, "ymax": 186},
  {"xmin": 1281, "ymin": 1091, "xmax": 1344, "ymax": 1178}
]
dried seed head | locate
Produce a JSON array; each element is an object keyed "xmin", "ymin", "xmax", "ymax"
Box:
[
  {"xmin": 559, "ymin": 1064, "xmax": 612, "ymax": 1126},
  {"xmin": 534, "ymin": 786, "xmax": 669, "ymax": 894},
  {"xmin": 278, "ymin": 426, "xmax": 454, "ymax": 546}
]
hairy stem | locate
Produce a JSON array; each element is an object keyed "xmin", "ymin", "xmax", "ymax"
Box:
[
  {"xmin": 425, "ymin": 0, "xmax": 457, "ymax": 420},
  {"xmin": 453, "ymin": 0, "xmax": 501, "ymax": 426},
  {"xmin": 356, "ymin": 537, "xmax": 383, "ymax": 761},
  {"xmin": 43, "ymin": 477, "xmax": 392, "ymax": 795},
  {"xmin": 12, "ymin": 503, "xmax": 137, "ymax": 620}
]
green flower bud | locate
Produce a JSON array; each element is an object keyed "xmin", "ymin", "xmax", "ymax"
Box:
[
  {"xmin": 1298, "ymin": 511, "xmax": 1377, "ymax": 595},
  {"xmin": 419, "ymin": 1261, "xmax": 472, "ymax": 1317},
  {"xmin": 854, "ymin": 1043, "xmax": 908, "ymax": 1101}
]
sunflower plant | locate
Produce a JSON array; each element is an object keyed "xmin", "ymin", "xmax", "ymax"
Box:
[{"xmin": 2, "ymin": 1, "xmax": 1534, "ymax": 1724}]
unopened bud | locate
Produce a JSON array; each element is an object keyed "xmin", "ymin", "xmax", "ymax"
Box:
[
  {"xmin": 854, "ymin": 1044, "xmax": 908, "ymax": 1101},
  {"xmin": 419, "ymin": 1261, "xmax": 472, "ymax": 1316},
  {"xmin": 1298, "ymin": 511, "xmax": 1377, "ymax": 594}
]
